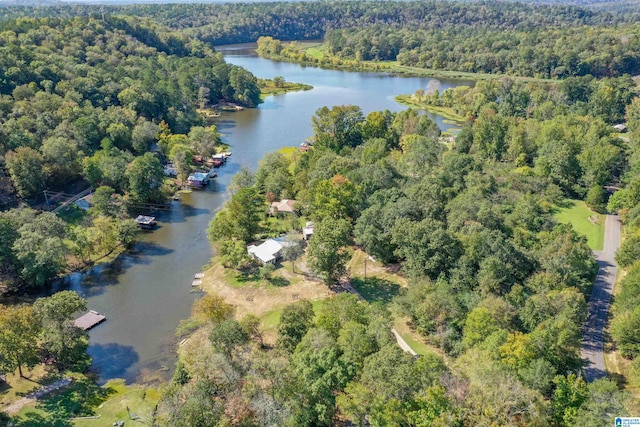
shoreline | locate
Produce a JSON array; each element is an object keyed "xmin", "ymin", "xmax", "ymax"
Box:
[{"xmin": 257, "ymin": 41, "xmax": 554, "ymax": 84}]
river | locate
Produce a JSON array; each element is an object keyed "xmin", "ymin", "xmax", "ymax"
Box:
[{"xmin": 17, "ymin": 44, "xmax": 473, "ymax": 385}]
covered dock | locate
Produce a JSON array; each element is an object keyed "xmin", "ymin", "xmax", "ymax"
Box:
[
  {"xmin": 74, "ymin": 310, "xmax": 106, "ymax": 331},
  {"xmin": 135, "ymin": 215, "xmax": 156, "ymax": 229}
]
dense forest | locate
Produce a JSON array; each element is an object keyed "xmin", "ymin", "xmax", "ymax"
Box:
[
  {"xmin": 0, "ymin": 16, "xmax": 261, "ymax": 292},
  {"xmin": 174, "ymin": 66, "xmax": 638, "ymax": 424},
  {"xmin": 322, "ymin": 25, "xmax": 640, "ymax": 79},
  {"xmin": 0, "ymin": 0, "xmax": 638, "ymax": 46}
]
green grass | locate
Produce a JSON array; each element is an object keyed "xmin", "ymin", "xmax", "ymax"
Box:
[
  {"xmin": 552, "ymin": 199, "xmax": 605, "ymax": 250},
  {"xmin": 56, "ymin": 206, "xmax": 88, "ymax": 226},
  {"xmin": 395, "ymin": 94, "xmax": 466, "ymax": 123},
  {"xmin": 350, "ymin": 277, "xmax": 401, "ymax": 304}
]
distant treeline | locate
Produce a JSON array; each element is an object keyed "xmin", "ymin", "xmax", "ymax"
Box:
[
  {"xmin": 324, "ymin": 24, "xmax": 640, "ymax": 79},
  {"xmin": 0, "ymin": 0, "xmax": 638, "ymax": 46}
]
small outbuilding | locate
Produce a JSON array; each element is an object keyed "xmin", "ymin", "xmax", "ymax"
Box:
[
  {"xmin": 613, "ymin": 124, "xmax": 628, "ymax": 133},
  {"xmin": 302, "ymin": 221, "xmax": 314, "ymax": 240}
]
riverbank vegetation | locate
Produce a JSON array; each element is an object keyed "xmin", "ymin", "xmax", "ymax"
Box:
[{"xmin": 258, "ymin": 76, "xmax": 313, "ymax": 100}]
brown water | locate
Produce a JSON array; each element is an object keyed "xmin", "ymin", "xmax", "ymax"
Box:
[{"xmin": 4, "ymin": 44, "xmax": 473, "ymax": 385}]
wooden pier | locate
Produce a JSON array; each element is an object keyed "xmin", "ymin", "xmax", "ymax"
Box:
[{"xmin": 74, "ymin": 310, "xmax": 106, "ymax": 330}]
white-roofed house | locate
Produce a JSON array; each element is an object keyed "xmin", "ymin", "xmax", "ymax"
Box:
[{"xmin": 247, "ymin": 238, "xmax": 292, "ymax": 266}]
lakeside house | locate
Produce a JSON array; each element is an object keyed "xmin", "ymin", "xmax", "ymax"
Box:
[
  {"xmin": 247, "ymin": 238, "xmax": 292, "ymax": 266},
  {"xmin": 270, "ymin": 199, "xmax": 298, "ymax": 216}
]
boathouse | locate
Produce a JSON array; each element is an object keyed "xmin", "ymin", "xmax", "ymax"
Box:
[{"xmin": 187, "ymin": 172, "xmax": 209, "ymax": 188}]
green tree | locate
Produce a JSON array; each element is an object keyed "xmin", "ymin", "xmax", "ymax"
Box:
[
  {"xmin": 281, "ymin": 236, "xmax": 305, "ymax": 272},
  {"xmin": 307, "ymin": 217, "xmax": 352, "ymax": 284},
  {"xmin": 0, "ymin": 305, "xmax": 41, "ymax": 377},
  {"xmin": 312, "ymin": 105, "xmax": 365, "ymax": 151},
  {"xmin": 277, "ymin": 299, "xmax": 314, "ymax": 353},
  {"xmin": 170, "ymin": 143, "xmax": 194, "ymax": 184},
  {"xmin": 193, "ymin": 293, "xmax": 235, "ymax": 324},
  {"xmin": 90, "ymin": 186, "xmax": 124, "ymax": 218},
  {"xmin": 209, "ymin": 318, "xmax": 248, "ymax": 356},
  {"xmin": 218, "ymin": 238, "xmax": 250, "ymax": 269},
  {"xmin": 291, "ymin": 328, "xmax": 346, "ymax": 425},
  {"xmin": 550, "ymin": 374, "xmax": 589, "ymax": 427},
  {"xmin": 391, "ymin": 218, "xmax": 461, "ymax": 280},
  {"xmin": 13, "ymin": 212, "xmax": 68, "ymax": 286},
  {"xmin": 585, "ymin": 185, "xmax": 608, "ymax": 213},
  {"xmin": 33, "ymin": 291, "xmax": 89, "ymax": 370},
  {"xmin": 573, "ymin": 379, "xmax": 629, "ymax": 427},
  {"xmin": 188, "ymin": 125, "xmax": 221, "ymax": 158},
  {"xmin": 616, "ymin": 235, "xmax": 640, "ymax": 268},
  {"xmin": 5, "ymin": 147, "xmax": 45, "ymax": 199},
  {"xmin": 125, "ymin": 152, "xmax": 165, "ymax": 203}
]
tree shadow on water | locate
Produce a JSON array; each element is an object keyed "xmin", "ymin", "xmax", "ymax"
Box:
[{"xmin": 88, "ymin": 343, "xmax": 139, "ymax": 383}]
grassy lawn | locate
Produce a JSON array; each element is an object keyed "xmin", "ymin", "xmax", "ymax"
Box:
[
  {"xmin": 350, "ymin": 277, "xmax": 401, "ymax": 304},
  {"xmin": 552, "ymin": 199, "xmax": 605, "ymax": 250},
  {"xmin": 0, "ymin": 365, "xmax": 49, "ymax": 408},
  {"xmin": 73, "ymin": 380, "xmax": 160, "ymax": 427},
  {"xmin": 11, "ymin": 378, "xmax": 159, "ymax": 427},
  {"xmin": 395, "ymin": 94, "xmax": 466, "ymax": 123}
]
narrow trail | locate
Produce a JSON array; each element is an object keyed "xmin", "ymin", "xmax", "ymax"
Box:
[
  {"xmin": 4, "ymin": 377, "xmax": 72, "ymax": 416},
  {"xmin": 581, "ymin": 214, "xmax": 621, "ymax": 382}
]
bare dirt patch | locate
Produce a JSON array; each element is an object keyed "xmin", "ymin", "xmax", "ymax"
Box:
[{"xmin": 199, "ymin": 261, "xmax": 333, "ymax": 319}]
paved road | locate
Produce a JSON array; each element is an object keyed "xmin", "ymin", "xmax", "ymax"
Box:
[{"xmin": 581, "ymin": 214, "xmax": 621, "ymax": 382}]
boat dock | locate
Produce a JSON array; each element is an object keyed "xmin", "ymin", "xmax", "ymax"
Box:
[
  {"xmin": 135, "ymin": 215, "xmax": 156, "ymax": 229},
  {"xmin": 74, "ymin": 310, "xmax": 106, "ymax": 330}
]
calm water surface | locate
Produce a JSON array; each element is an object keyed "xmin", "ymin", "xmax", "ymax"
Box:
[{"xmin": 8, "ymin": 45, "xmax": 473, "ymax": 384}]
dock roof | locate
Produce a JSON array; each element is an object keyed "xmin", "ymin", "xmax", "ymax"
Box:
[{"xmin": 74, "ymin": 310, "xmax": 106, "ymax": 330}]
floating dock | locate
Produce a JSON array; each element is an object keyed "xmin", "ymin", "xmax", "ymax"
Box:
[
  {"xmin": 194, "ymin": 273, "xmax": 205, "ymax": 279},
  {"xmin": 191, "ymin": 280, "xmax": 202, "ymax": 287},
  {"xmin": 74, "ymin": 310, "xmax": 106, "ymax": 331}
]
